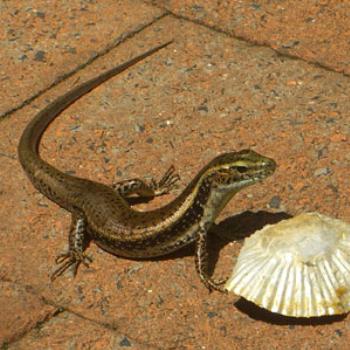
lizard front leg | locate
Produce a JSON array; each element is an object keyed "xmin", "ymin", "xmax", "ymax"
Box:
[
  {"xmin": 51, "ymin": 214, "xmax": 92, "ymax": 280},
  {"xmin": 195, "ymin": 224, "xmax": 228, "ymax": 293},
  {"xmin": 113, "ymin": 165, "xmax": 180, "ymax": 200}
]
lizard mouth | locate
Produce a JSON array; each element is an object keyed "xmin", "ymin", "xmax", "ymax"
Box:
[
  {"xmin": 249, "ymin": 161, "xmax": 276, "ymax": 183},
  {"xmin": 257, "ymin": 158, "xmax": 277, "ymax": 179}
]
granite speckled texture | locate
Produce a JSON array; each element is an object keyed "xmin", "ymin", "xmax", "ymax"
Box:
[
  {"xmin": 1, "ymin": 1, "xmax": 349, "ymax": 349},
  {"xmin": 147, "ymin": 0, "xmax": 350, "ymax": 75}
]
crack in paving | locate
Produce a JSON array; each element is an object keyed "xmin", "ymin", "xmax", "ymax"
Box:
[
  {"xmin": 0, "ymin": 12, "xmax": 169, "ymax": 120},
  {"xmin": 2, "ymin": 8, "xmax": 348, "ymax": 121},
  {"xmin": 166, "ymin": 11, "xmax": 350, "ymax": 78},
  {"xmin": 2, "ymin": 303, "xmax": 64, "ymax": 347},
  {"xmin": 40, "ymin": 298, "xmax": 164, "ymax": 350}
]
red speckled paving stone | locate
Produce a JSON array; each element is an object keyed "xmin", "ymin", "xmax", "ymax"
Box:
[
  {"xmin": 0, "ymin": 0, "xmax": 165, "ymax": 117},
  {"xmin": 148, "ymin": 0, "xmax": 350, "ymax": 75},
  {"xmin": 1, "ymin": 2, "xmax": 350, "ymax": 349}
]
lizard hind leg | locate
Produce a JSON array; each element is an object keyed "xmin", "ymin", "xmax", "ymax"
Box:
[{"xmin": 51, "ymin": 215, "xmax": 92, "ymax": 281}]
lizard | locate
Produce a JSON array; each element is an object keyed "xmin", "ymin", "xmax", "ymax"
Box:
[{"xmin": 18, "ymin": 41, "xmax": 276, "ymax": 292}]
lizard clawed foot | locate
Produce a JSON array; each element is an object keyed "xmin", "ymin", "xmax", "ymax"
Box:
[
  {"xmin": 202, "ymin": 276, "xmax": 228, "ymax": 294},
  {"xmin": 50, "ymin": 250, "xmax": 92, "ymax": 281},
  {"xmin": 150, "ymin": 165, "xmax": 180, "ymax": 196}
]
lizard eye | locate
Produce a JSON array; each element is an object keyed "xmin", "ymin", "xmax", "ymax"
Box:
[{"xmin": 236, "ymin": 166, "xmax": 248, "ymax": 173}]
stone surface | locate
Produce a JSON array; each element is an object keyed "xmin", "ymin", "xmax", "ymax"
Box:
[
  {"xmin": 0, "ymin": 282, "xmax": 56, "ymax": 346},
  {"xmin": 148, "ymin": 0, "xmax": 350, "ymax": 75},
  {"xmin": 9, "ymin": 311, "xmax": 154, "ymax": 350},
  {"xmin": 0, "ymin": 0, "xmax": 165, "ymax": 117},
  {"xmin": 1, "ymin": 1, "xmax": 350, "ymax": 349}
]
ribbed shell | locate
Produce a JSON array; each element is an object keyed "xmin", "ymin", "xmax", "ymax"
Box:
[{"xmin": 225, "ymin": 212, "xmax": 350, "ymax": 317}]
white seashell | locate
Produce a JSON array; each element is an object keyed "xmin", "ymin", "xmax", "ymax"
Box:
[{"xmin": 225, "ymin": 212, "xmax": 350, "ymax": 317}]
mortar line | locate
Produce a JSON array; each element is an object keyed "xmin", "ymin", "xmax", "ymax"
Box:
[
  {"xmin": 41, "ymin": 297, "xmax": 164, "ymax": 350},
  {"xmin": 1, "ymin": 282, "xmax": 159, "ymax": 349},
  {"xmin": 0, "ymin": 12, "xmax": 169, "ymax": 120},
  {"xmin": 166, "ymin": 11, "xmax": 349, "ymax": 78},
  {"xmin": 3, "ymin": 8, "xmax": 348, "ymax": 121}
]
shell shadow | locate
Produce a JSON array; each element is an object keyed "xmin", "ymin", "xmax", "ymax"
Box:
[
  {"xmin": 214, "ymin": 210, "xmax": 292, "ymax": 242},
  {"xmin": 234, "ymin": 298, "xmax": 347, "ymax": 325},
  {"xmin": 206, "ymin": 210, "xmax": 292, "ymax": 276},
  {"xmin": 152, "ymin": 210, "xmax": 291, "ymax": 263}
]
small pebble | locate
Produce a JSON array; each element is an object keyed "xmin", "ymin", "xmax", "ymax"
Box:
[
  {"xmin": 269, "ymin": 195, "xmax": 281, "ymax": 209},
  {"xmin": 119, "ymin": 336, "xmax": 132, "ymax": 347},
  {"xmin": 34, "ymin": 50, "xmax": 46, "ymax": 62},
  {"xmin": 314, "ymin": 167, "xmax": 331, "ymax": 177}
]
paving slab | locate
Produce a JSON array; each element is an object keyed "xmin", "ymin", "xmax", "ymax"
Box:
[
  {"xmin": 0, "ymin": 0, "xmax": 165, "ymax": 117},
  {"xmin": 1, "ymin": 1, "xmax": 350, "ymax": 349},
  {"xmin": 148, "ymin": 0, "xmax": 350, "ymax": 75}
]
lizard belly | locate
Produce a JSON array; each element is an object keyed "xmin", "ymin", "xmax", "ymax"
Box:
[{"xmin": 90, "ymin": 222, "xmax": 200, "ymax": 259}]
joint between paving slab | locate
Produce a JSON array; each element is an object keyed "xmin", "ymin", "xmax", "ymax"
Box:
[
  {"xmin": 41, "ymin": 296, "xmax": 120, "ymax": 332},
  {"xmin": 3, "ymin": 305, "xmax": 64, "ymax": 347},
  {"xmin": 0, "ymin": 12, "xmax": 170, "ymax": 121},
  {"xmin": 167, "ymin": 11, "xmax": 349, "ymax": 78},
  {"xmin": 3, "ymin": 8, "xmax": 345, "ymax": 122},
  {"xmin": 0, "ymin": 280, "xmax": 65, "ymax": 346},
  {"xmin": 42, "ymin": 300, "xmax": 163, "ymax": 350}
]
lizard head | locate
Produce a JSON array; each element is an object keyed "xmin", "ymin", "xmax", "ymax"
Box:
[{"xmin": 204, "ymin": 149, "xmax": 276, "ymax": 190}]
